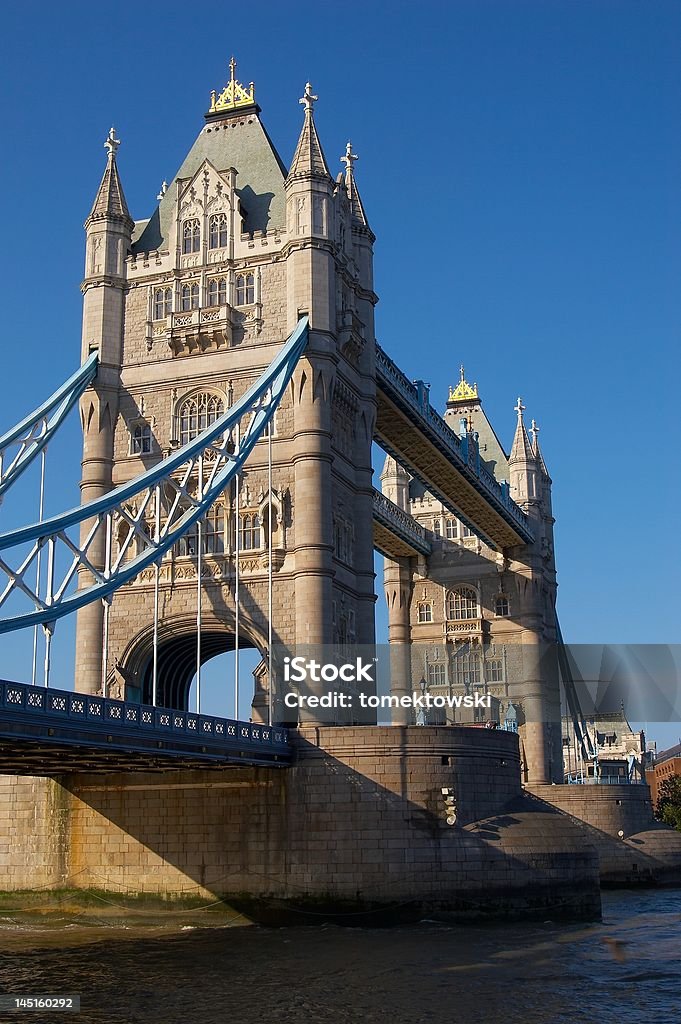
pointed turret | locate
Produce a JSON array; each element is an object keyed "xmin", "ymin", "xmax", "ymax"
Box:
[
  {"xmin": 380, "ymin": 455, "xmax": 410, "ymax": 510},
  {"xmin": 509, "ymin": 397, "xmax": 535, "ymax": 464},
  {"xmin": 340, "ymin": 141, "xmax": 370, "ymax": 228},
  {"xmin": 508, "ymin": 398, "xmax": 540, "ymax": 506},
  {"xmin": 287, "ymin": 83, "xmax": 332, "ymax": 180},
  {"xmin": 78, "ymin": 128, "xmax": 132, "ymax": 693},
  {"xmin": 86, "ymin": 128, "xmax": 134, "ymax": 230},
  {"xmin": 285, "ymin": 83, "xmax": 334, "ymax": 253},
  {"xmin": 81, "ymin": 126, "xmax": 133, "ymax": 358},
  {"xmin": 530, "ymin": 419, "xmax": 551, "ymax": 481},
  {"xmin": 530, "ymin": 418, "xmax": 554, "ymax": 525}
]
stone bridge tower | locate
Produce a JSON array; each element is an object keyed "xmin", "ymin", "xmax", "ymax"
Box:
[
  {"xmin": 381, "ymin": 373, "xmax": 563, "ymax": 784},
  {"xmin": 76, "ymin": 63, "xmax": 378, "ymax": 719}
]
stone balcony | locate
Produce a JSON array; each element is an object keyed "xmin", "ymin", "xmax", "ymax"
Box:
[
  {"xmin": 445, "ymin": 618, "xmax": 484, "ymax": 641},
  {"xmin": 148, "ymin": 306, "xmax": 233, "ymax": 356}
]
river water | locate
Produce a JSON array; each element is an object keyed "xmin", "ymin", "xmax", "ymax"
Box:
[{"xmin": 0, "ymin": 889, "xmax": 679, "ymax": 1023}]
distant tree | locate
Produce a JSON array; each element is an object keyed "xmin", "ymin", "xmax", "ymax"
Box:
[{"xmin": 655, "ymin": 776, "xmax": 681, "ymax": 832}]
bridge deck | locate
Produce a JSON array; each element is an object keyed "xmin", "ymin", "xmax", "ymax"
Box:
[
  {"xmin": 372, "ymin": 488, "xmax": 432, "ymax": 559},
  {"xmin": 0, "ymin": 680, "xmax": 292, "ymax": 774},
  {"xmin": 375, "ymin": 344, "xmax": 534, "ymax": 550}
]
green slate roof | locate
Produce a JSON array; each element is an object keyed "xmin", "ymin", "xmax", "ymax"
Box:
[
  {"xmin": 444, "ymin": 403, "xmax": 510, "ymax": 484},
  {"xmin": 132, "ymin": 115, "xmax": 287, "ymax": 254}
]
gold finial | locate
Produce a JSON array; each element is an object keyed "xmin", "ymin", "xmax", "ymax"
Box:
[
  {"xmin": 208, "ymin": 58, "xmax": 256, "ymax": 114},
  {"xmin": 300, "ymin": 82, "xmax": 318, "ymax": 113},
  {"xmin": 448, "ymin": 365, "xmax": 479, "ymax": 403},
  {"xmin": 104, "ymin": 126, "xmax": 121, "ymax": 159}
]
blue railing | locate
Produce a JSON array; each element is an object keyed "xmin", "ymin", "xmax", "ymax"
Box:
[{"xmin": 0, "ymin": 679, "xmax": 291, "ymax": 766}]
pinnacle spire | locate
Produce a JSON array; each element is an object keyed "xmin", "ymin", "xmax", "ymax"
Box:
[
  {"xmin": 340, "ymin": 141, "xmax": 369, "ymax": 226},
  {"xmin": 530, "ymin": 418, "xmax": 551, "ymax": 478},
  {"xmin": 87, "ymin": 127, "xmax": 134, "ymax": 228},
  {"xmin": 287, "ymin": 83, "xmax": 331, "ymax": 179},
  {"xmin": 509, "ymin": 397, "xmax": 535, "ymax": 463}
]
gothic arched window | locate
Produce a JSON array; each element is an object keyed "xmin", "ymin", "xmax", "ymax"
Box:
[
  {"xmin": 180, "ymin": 283, "xmax": 200, "ymax": 311},
  {"xmin": 418, "ymin": 602, "xmax": 433, "ymax": 624},
  {"xmin": 153, "ymin": 287, "xmax": 172, "ymax": 320},
  {"xmin": 446, "ymin": 587, "xmax": 478, "ymax": 621},
  {"xmin": 239, "ymin": 512, "xmax": 261, "ymax": 551},
  {"xmin": 495, "ymin": 595, "xmax": 510, "ymax": 617},
  {"xmin": 207, "ymin": 278, "xmax": 228, "ymax": 307},
  {"xmin": 445, "ymin": 518, "xmax": 458, "ymax": 540},
  {"xmin": 182, "ymin": 219, "xmax": 200, "ymax": 254},
  {"xmin": 178, "ymin": 392, "xmax": 224, "ymax": 446},
  {"xmin": 235, "ymin": 272, "xmax": 255, "ymax": 305},
  {"xmin": 209, "ymin": 213, "xmax": 228, "ymax": 249}
]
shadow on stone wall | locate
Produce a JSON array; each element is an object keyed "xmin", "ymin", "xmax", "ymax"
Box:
[{"xmin": 53, "ymin": 727, "xmax": 602, "ymax": 923}]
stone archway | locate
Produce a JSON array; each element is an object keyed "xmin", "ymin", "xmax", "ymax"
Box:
[{"xmin": 117, "ymin": 612, "xmax": 268, "ymax": 715}]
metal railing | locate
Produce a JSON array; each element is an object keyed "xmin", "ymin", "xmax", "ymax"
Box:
[
  {"xmin": 372, "ymin": 489, "xmax": 432, "ymax": 555},
  {"xmin": 0, "ymin": 679, "xmax": 291, "ymax": 764}
]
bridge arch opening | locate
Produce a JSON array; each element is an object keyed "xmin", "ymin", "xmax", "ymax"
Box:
[
  {"xmin": 120, "ymin": 615, "xmax": 269, "ymax": 720},
  {"xmin": 186, "ymin": 648, "xmax": 264, "ymax": 721}
]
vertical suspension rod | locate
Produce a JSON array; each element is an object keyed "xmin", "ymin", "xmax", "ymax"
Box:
[
  {"xmin": 152, "ymin": 487, "xmax": 161, "ymax": 707},
  {"xmin": 31, "ymin": 441, "xmax": 47, "ymax": 686},
  {"xmin": 268, "ymin": 416, "xmax": 273, "ymax": 726},
  {"xmin": 234, "ymin": 423, "xmax": 240, "ymax": 720},
  {"xmin": 196, "ymin": 454, "xmax": 203, "ymax": 715},
  {"xmin": 101, "ymin": 512, "xmax": 112, "ymax": 698}
]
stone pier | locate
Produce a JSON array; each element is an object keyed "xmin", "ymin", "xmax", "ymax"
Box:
[{"xmin": 0, "ymin": 727, "xmax": 602, "ymax": 921}]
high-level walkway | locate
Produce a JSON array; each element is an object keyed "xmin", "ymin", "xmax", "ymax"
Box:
[
  {"xmin": 375, "ymin": 344, "xmax": 534, "ymax": 550},
  {"xmin": 372, "ymin": 488, "xmax": 432, "ymax": 559}
]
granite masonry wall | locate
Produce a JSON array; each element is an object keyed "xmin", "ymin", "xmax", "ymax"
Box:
[
  {"xmin": 528, "ymin": 783, "xmax": 681, "ymax": 886},
  {"xmin": 0, "ymin": 727, "xmax": 603, "ymax": 920},
  {"xmin": 528, "ymin": 783, "xmax": 655, "ymax": 838}
]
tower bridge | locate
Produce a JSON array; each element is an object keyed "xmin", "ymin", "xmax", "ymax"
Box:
[
  {"xmin": 4, "ymin": 62, "xmax": 666, "ymax": 921},
  {"xmin": 0, "ymin": 62, "xmax": 559, "ymax": 781}
]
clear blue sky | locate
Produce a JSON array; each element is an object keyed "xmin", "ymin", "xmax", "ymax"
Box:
[{"xmin": 0, "ymin": 2, "xmax": 679, "ymax": 734}]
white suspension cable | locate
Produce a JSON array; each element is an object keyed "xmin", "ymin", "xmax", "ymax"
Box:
[
  {"xmin": 102, "ymin": 598, "xmax": 110, "ymax": 698},
  {"xmin": 234, "ymin": 423, "xmax": 240, "ymax": 720},
  {"xmin": 268, "ymin": 418, "xmax": 273, "ymax": 726},
  {"xmin": 43, "ymin": 622, "xmax": 53, "ymax": 688},
  {"xmin": 196, "ymin": 454, "xmax": 203, "ymax": 715},
  {"xmin": 101, "ymin": 512, "xmax": 113, "ymax": 698},
  {"xmin": 151, "ymin": 491, "xmax": 160, "ymax": 708},
  {"xmin": 31, "ymin": 442, "xmax": 47, "ymax": 686}
]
